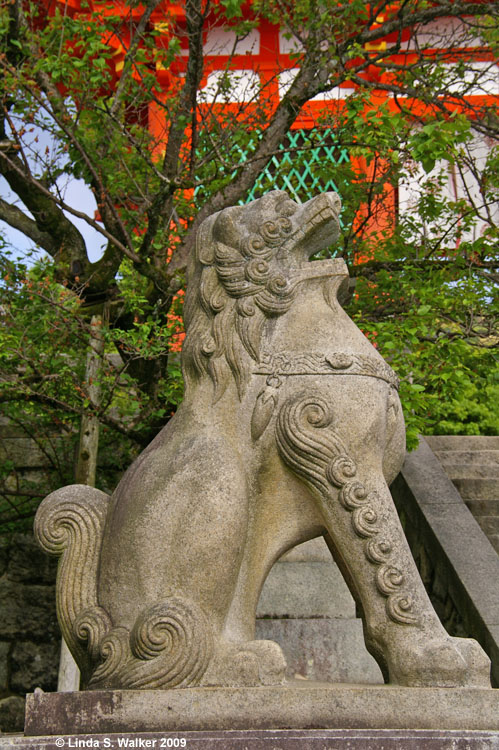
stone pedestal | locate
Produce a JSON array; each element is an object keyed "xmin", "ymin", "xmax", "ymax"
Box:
[
  {"xmin": 3, "ymin": 729, "xmax": 499, "ymax": 750},
  {"xmin": 25, "ymin": 683, "xmax": 499, "ymax": 736}
]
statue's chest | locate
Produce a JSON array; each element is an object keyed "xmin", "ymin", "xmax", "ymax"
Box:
[{"xmin": 256, "ymin": 278, "xmax": 399, "ymax": 392}]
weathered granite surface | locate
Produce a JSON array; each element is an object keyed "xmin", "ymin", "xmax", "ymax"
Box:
[
  {"xmin": 24, "ymin": 684, "xmax": 499, "ymax": 735},
  {"xmin": 34, "ymin": 190, "xmax": 491, "ymax": 691}
]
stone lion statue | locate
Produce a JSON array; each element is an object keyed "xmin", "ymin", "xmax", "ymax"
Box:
[{"xmin": 35, "ymin": 190, "xmax": 490, "ymax": 691}]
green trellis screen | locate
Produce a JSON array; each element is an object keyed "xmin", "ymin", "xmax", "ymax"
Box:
[
  {"xmin": 194, "ymin": 128, "xmax": 349, "ymax": 236},
  {"xmin": 243, "ymin": 129, "xmax": 349, "ymax": 205}
]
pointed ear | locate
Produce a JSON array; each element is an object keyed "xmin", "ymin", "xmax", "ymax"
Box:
[{"xmin": 197, "ymin": 212, "xmax": 220, "ymax": 265}]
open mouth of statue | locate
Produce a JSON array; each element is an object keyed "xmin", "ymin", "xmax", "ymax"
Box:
[{"xmin": 278, "ymin": 192, "xmax": 342, "ymax": 265}]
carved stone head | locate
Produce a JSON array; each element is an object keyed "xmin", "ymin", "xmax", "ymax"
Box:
[{"xmin": 183, "ymin": 190, "xmax": 342, "ymax": 399}]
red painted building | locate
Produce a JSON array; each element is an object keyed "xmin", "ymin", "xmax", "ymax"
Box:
[{"xmin": 40, "ymin": 0, "xmax": 499, "ymax": 244}]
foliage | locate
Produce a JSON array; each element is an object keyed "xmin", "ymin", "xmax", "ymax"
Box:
[
  {"xmin": 351, "ymin": 263, "xmax": 498, "ymax": 448},
  {"xmin": 0, "ymin": 0, "xmax": 498, "ymax": 524},
  {"xmin": 0, "ymin": 248, "xmax": 178, "ymax": 529}
]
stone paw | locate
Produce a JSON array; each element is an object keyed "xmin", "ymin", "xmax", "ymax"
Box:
[
  {"xmin": 387, "ymin": 635, "xmax": 491, "ymax": 688},
  {"xmin": 200, "ymin": 638, "xmax": 286, "ymax": 687},
  {"xmin": 241, "ymin": 639, "xmax": 287, "ymax": 685},
  {"xmin": 453, "ymin": 637, "xmax": 491, "ymax": 687}
]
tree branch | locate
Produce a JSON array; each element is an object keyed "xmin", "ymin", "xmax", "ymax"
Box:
[
  {"xmin": 352, "ymin": 258, "xmax": 499, "ymax": 276},
  {"xmin": 0, "ymin": 387, "xmax": 150, "ymax": 447},
  {"xmin": 0, "ymin": 197, "xmax": 57, "ymax": 253}
]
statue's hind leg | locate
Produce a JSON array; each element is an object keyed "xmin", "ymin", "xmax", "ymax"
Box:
[{"xmin": 276, "ymin": 389, "xmax": 491, "ymax": 687}]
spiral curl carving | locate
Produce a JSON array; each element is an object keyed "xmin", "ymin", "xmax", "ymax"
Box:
[
  {"xmin": 366, "ymin": 538, "xmax": 392, "ymax": 564},
  {"xmin": 130, "ymin": 599, "xmax": 188, "ymax": 660},
  {"xmin": 376, "ymin": 565, "xmax": 405, "ymax": 595},
  {"xmin": 276, "ymin": 391, "xmax": 419, "ymax": 627},
  {"xmin": 124, "ymin": 597, "xmax": 213, "ymax": 689},
  {"xmin": 266, "ymin": 274, "xmax": 289, "ymax": 296},
  {"xmin": 74, "ymin": 606, "xmax": 112, "ymax": 661},
  {"xmin": 276, "ymin": 394, "xmax": 343, "ymax": 496},
  {"xmin": 87, "ymin": 596, "xmax": 213, "ymax": 690},
  {"xmin": 247, "ymin": 234, "xmax": 273, "ymax": 258},
  {"xmin": 89, "ymin": 627, "xmax": 130, "ymax": 688},
  {"xmin": 236, "ymin": 297, "xmax": 256, "ymax": 317},
  {"xmin": 326, "ymin": 454, "xmax": 357, "ymax": 487},
  {"xmin": 260, "ymin": 218, "xmax": 293, "ymax": 246},
  {"xmin": 246, "ymin": 258, "xmax": 270, "ymax": 284},
  {"xmin": 34, "ymin": 485, "xmax": 109, "ymax": 679},
  {"xmin": 352, "ymin": 506, "xmax": 380, "ymax": 538},
  {"xmin": 338, "ymin": 481, "xmax": 368, "ymax": 510},
  {"xmin": 387, "ymin": 595, "xmax": 418, "ymax": 625}
]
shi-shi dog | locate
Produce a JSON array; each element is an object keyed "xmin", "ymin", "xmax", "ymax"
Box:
[{"xmin": 36, "ymin": 190, "xmax": 490, "ymax": 690}]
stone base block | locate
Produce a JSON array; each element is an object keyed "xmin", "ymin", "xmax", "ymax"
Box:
[
  {"xmin": 255, "ymin": 618, "xmax": 383, "ymax": 683},
  {"xmin": 24, "ymin": 683, "xmax": 499, "ymax": 736},
  {"xmin": 256, "ymin": 560, "xmax": 355, "ymax": 618},
  {"xmin": 3, "ymin": 729, "xmax": 499, "ymax": 750}
]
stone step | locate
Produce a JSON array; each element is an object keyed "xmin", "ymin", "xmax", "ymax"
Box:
[
  {"xmin": 257, "ymin": 560, "xmax": 355, "ymax": 619},
  {"xmin": 465, "ymin": 497, "xmax": 499, "ymax": 517},
  {"xmin": 452, "ymin": 478, "xmax": 498, "ymax": 501},
  {"xmin": 435, "ymin": 450, "xmax": 499, "ymax": 469},
  {"xmin": 255, "ymin": 618, "xmax": 383, "ymax": 684},
  {"xmin": 475, "ymin": 515, "xmax": 499, "ymax": 536},
  {"xmin": 426, "ymin": 435, "xmax": 499, "ymax": 451},
  {"xmin": 487, "ymin": 534, "xmax": 499, "ymax": 555},
  {"xmin": 440, "ymin": 463, "xmax": 499, "ymax": 481}
]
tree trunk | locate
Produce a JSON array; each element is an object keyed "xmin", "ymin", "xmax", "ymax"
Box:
[
  {"xmin": 75, "ymin": 315, "xmax": 105, "ymax": 485},
  {"xmin": 58, "ymin": 314, "xmax": 104, "ymax": 692}
]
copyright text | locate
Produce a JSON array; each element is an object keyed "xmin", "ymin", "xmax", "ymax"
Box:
[{"xmin": 54, "ymin": 738, "xmax": 187, "ymax": 748}]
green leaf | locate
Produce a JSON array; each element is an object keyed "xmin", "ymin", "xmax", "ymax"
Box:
[{"xmin": 220, "ymin": 0, "xmax": 244, "ymax": 18}]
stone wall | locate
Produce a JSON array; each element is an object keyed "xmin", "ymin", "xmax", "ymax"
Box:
[
  {"xmin": 0, "ymin": 418, "xmax": 132, "ymax": 532},
  {"xmin": 0, "ymin": 534, "xmax": 59, "ymax": 733}
]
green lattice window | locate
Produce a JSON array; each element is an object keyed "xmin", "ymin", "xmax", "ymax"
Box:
[
  {"xmin": 195, "ymin": 128, "xmax": 349, "ymax": 242},
  {"xmin": 245, "ymin": 129, "xmax": 349, "ymax": 206}
]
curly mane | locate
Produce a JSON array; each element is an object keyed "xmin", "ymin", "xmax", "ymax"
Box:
[{"xmin": 182, "ymin": 192, "xmax": 301, "ymax": 401}]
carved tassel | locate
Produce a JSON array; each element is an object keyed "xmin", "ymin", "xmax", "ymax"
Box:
[{"xmin": 251, "ymin": 388, "xmax": 278, "ymax": 441}]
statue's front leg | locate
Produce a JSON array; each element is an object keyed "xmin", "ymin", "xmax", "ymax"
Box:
[{"xmin": 275, "ymin": 388, "xmax": 491, "ymax": 688}]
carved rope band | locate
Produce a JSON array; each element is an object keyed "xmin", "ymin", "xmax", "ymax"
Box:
[{"xmin": 255, "ymin": 351, "xmax": 400, "ymax": 390}]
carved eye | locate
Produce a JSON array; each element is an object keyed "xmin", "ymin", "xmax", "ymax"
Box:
[
  {"xmin": 261, "ymin": 221, "xmax": 280, "ymax": 240},
  {"xmin": 276, "ymin": 197, "xmax": 298, "ymax": 217},
  {"xmin": 277, "ymin": 217, "xmax": 292, "ymax": 235}
]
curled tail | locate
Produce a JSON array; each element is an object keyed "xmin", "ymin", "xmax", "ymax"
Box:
[
  {"xmin": 35, "ymin": 485, "xmax": 214, "ymax": 689},
  {"xmin": 34, "ymin": 484, "xmax": 110, "ymax": 684}
]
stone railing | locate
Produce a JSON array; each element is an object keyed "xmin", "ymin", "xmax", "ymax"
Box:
[{"xmin": 391, "ymin": 437, "xmax": 499, "ymax": 687}]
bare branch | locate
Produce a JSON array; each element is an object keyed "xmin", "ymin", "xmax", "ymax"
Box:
[
  {"xmin": 109, "ymin": 0, "xmax": 163, "ymax": 117},
  {"xmin": 0, "ymin": 196, "xmax": 57, "ymax": 253}
]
